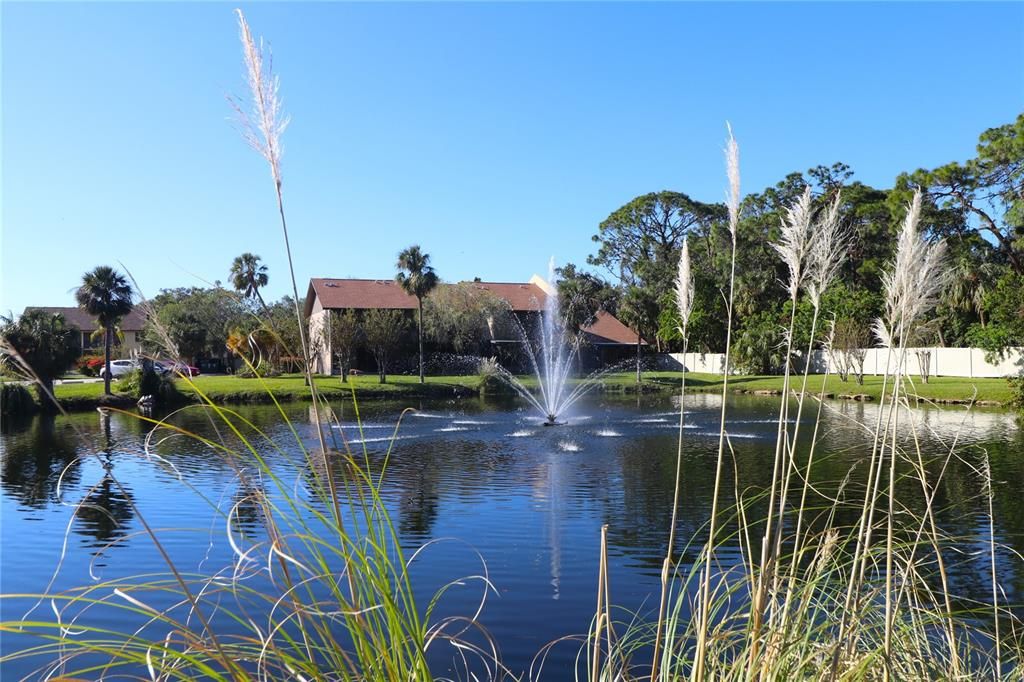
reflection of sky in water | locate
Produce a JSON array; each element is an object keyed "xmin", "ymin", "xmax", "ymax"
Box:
[{"xmin": 0, "ymin": 394, "xmax": 1019, "ymax": 677}]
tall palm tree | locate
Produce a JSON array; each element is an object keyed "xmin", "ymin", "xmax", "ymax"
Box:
[
  {"xmin": 75, "ymin": 266, "xmax": 134, "ymax": 395},
  {"xmin": 395, "ymin": 245, "xmax": 439, "ymax": 383},
  {"xmin": 230, "ymin": 253, "xmax": 270, "ymax": 313}
]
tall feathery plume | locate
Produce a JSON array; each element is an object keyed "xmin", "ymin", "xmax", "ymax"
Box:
[
  {"xmin": 726, "ymin": 124, "xmax": 741, "ymax": 239},
  {"xmin": 675, "ymin": 237, "xmax": 695, "ymax": 334},
  {"xmin": 876, "ymin": 187, "xmax": 948, "ymax": 661},
  {"xmin": 232, "ymin": 11, "xmax": 289, "ymax": 189},
  {"xmin": 772, "ymin": 186, "xmax": 815, "ymax": 301},
  {"xmin": 876, "ymin": 189, "xmax": 949, "ymax": 346},
  {"xmin": 807, "ymin": 191, "xmax": 849, "ymax": 309},
  {"xmin": 230, "ymin": 8, "xmax": 353, "ymax": 609}
]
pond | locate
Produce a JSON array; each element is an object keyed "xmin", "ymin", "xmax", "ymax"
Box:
[{"xmin": 1, "ymin": 393, "xmax": 1022, "ymax": 678}]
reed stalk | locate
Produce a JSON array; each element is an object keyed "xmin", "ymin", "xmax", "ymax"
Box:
[
  {"xmin": 651, "ymin": 236, "xmax": 694, "ymax": 680},
  {"xmin": 692, "ymin": 125, "xmax": 740, "ymax": 681}
]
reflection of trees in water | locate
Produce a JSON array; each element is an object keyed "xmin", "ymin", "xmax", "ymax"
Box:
[
  {"xmin": 74, "ymin": 474, "xmax": 135, "ymax": 549},
  {"xmin": 1, "ymin": 415, "xmax": 82, "ymax": 509},
  {"xmin": 229, "ymin": 482, "xmax": 267, "ymax": 538},
  {"xmin": 596, "ymin": 418, "xmax": 1024, "ymax": 604},
  {"xmin": 398, "ymin": 470, "xmax": 440, "ymax": 539}
]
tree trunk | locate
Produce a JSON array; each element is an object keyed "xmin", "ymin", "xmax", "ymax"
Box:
[
  {"xmin": 635, "ymin": 338, "xmax": 641, "ymax": 383},
  {"xmin": 254, "ymin": 285, "xmax": 271, "ymax": 316},
  {"xmin": 35, "ymin": 379, "xmax": 55, "ymax": 410},
  {"xmin": 418, "ymin": 299, "xmax": 425, "ymax": 384},
  {"xmin": 103, "ymin": 325, "xmax": 113, "ymax": 395}
]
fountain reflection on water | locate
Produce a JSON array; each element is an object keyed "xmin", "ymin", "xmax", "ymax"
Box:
[{"xmin": 489, "ymin": 258, "xmax": 625, "ymax": 426}]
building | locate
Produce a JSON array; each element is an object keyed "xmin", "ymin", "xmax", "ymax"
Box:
[
  {"xmin": 23, "ymin": 306, "xmax": 147, "ymax": 357},
  {"xmin": 304, "ymin": 275, "xmax": 643, "ymax": 375}
]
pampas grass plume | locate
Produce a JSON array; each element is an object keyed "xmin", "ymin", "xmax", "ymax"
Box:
[
  {"xmin": 807, "ymin": 191, "xmax": 849, "ymax": 308},
  {"xmin": 232, "ymin": 9, "xmax": 289, "ymax": 188},
  {"xmin": 675, "ymin": 237, "xmax": 694, "ymax": 335},
  {"xmin": 876, "ymin": 188, "xmax": 949, "ymax": 346},
  {"xmin": 726, "ymin": 123, "xmax": 741, "ymax": 238},
  {"xmin": 772, "ymin": 186, "xmax": 815, "ymax": 300}
]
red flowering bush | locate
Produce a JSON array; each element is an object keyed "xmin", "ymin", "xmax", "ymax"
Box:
[{"xmin": 77, "ymin": 355, "xmax": 105, "ymax": 377}]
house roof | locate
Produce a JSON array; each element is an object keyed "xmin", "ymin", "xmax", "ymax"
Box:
[
  {"xmin": 306, "ymin": 279, "xmax": 418, "ymax": 312},
  {"xmin": 462, "ymin": 282, "xmax": 548, "ymax": 312},
  {"xmin": 306, "ymin": 278, "xmax": 552, "ymax": 314},
  {"xmin": 23, "ymin": 306, "xmax": 148, "ymax": 332},
  {"xmin": 305, "ymin": 277, "xmax": 644, "ymax": 346},
  {"xmin": 582, "ymin": 310, "xmax": 646, "ymax": 346}
]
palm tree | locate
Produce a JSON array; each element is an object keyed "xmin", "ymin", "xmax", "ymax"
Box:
[
  {"xmin": 395, "ymin": 245, "xmax": 439, "ymax": 383},
  {"xmin": 1, "ymin": 309, "xmax": 81, "ymax": 404},
  {"xmin": 76, "ymin": 266, "xmax": 134, "ymax": 395},
  {"xmin": 230, "ymin": 253, "xmax": 270, "ymax": 313}
]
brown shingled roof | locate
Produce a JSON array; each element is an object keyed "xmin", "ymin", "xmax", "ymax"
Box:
[
  {"xmin": 464, "ymin": 282, "xmax": 547, "ymax": 312},
  {"xmin": 582, "ymin": 310, "xmax": 646, "ymax": 346},
  {"xmin": 24, "ymin": 306, "xmax": 148, "ymax": 331},
  {"xmin": 307, "ymin": 278, "xmax": 550, "ymax": 313},
  {"xmin": 307, "ymin": 279, "xmax": 418, "ymax": 312}
]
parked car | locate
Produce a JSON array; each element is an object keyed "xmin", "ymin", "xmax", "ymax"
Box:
[
  {"xmin": 99, "ymin": 359, "xmax": 140, "ymax": 379},
  {"xmin": 158, "ymin": 361, "xmax": 201, "ymax": 377}
]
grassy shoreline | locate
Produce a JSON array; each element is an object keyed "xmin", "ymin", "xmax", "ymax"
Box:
[{"xmin": 24, "ymin": 370, "xmax": 1016, "ymax": 412}]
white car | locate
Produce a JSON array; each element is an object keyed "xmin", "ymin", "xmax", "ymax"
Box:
[{"xmin": 99, "ymin": 359, "xmax": 140, "ymax": 379}]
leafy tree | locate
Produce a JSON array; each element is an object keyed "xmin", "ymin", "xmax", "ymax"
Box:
[
  {"xmin": 589, "ymin": 191, "xmax": 724, "ymax": 298},
  {"xmin": 1, "ymin": 310, "xmax": 81, "ymax": 404},
  {"xmin": 832, "ymin": 317, "xmax": 871, "ymax": 384},
  {"xmin": 731, "ymin": 307, "xmax": 784, "ymax": 375},
  {"xmin": 144, "ymin": 287, "xmax": 249, "ymax": 366},
  {"xmin": 968, "ymin": 271, "xmax": 1024, "ymax": 361},
  {"xmin": 423, "ymin": 283, "xmax": 505, "ymax": 356},
  {"xmin": 363, "ymin": 309, "xmax": 409, "ymax": 384},
  {"xmin": 617, "ymin": 286, "xmax": 659, "ymax": 382},
  {"xmin": 229, "ymin": 253, "xmax": 270, "ymax": 313},
  {"xmin": 75, "ymin": 266, "xmax": 134, "ymax": 395},
  {"xmin": 329, "ymin": 309, "xmax": 361, "ymax": 381},
  {"xmin": 555, "ymin": 263, "xmax": 619, "ymax": 330},
  {"xmin": 901, "ymin": 114, "xmax": 1023, "ymax": 274},
  {"xmin": 395, "ymin": 245, "xmax": 439, "ymax": 383}
]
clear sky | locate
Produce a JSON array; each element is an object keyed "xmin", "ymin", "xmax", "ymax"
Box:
[{"xmin": 3, "ymin": 2, "xmax": 1022, "ymax": 315}]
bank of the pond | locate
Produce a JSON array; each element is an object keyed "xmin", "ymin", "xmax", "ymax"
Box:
[
  {"xmin": 18, "ymin": 370, "xmax": 1016, "ymax": 413},
  {"xmin": 624, "ymin": 371, "xmax": 1016, "ymax": 405}
]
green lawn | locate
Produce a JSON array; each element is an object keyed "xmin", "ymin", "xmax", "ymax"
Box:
[
  {"xmin": 596, "ymin": 371, "xmax": 1014, "ymax": 405},
  {"xmin": 38, "ymin": 370, "xmax": 1016, "ymax": 410}
]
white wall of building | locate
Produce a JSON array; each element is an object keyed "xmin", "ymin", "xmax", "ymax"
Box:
[
  {"xmin": 308, "ymin": 298, "xmax": 331, "ymax": 375},
  {"xmin": 663, "ymin": 347, "xmax": 1024, "ymax": 378}
]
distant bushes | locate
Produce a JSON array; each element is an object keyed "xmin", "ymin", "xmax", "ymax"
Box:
[{"xmin": 237, "ymin": 361, "xmax": 282, "ymax": 378}]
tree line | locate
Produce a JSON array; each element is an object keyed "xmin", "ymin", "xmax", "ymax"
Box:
[{"xmin": 565, "ymin": 114, "xmax": 1023, "ymax": 375}]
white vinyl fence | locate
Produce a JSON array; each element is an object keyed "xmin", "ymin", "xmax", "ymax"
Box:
[{"xmin": 662, "ymin": 347, "xmax": 1024, "ymax": 379}]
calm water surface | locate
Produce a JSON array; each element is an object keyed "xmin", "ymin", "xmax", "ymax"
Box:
[{"xmin": 1, "ymin": 393, "xmax": 1022, "ymax": 677}]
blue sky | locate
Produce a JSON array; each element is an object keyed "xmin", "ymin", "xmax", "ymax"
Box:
[{"xmin": 3, "ymin": 2, "xmax": 1022, "ymax": 315}]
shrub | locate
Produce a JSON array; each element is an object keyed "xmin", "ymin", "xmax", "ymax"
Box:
[
  {"xmin": 476, "ymin": 356, "xmax": 513, "ymax": 395},
  {"xmin": 78, "ymin": 355, "xmax": 106, "ymax": 377},
  {"xmin": 1009, "ymin": 373, "xmax": 1024, "ymax": 411},
  {"xmin": 117, "ymin": 366, "xmax": 183, "ymax": 406},
  {"xmin": 237, "ymin": 361, "xmax": 282, "ymax": 378},
  {"xmin": 0, "ymin": 382, "xmax": 36, "ymax": 418}
]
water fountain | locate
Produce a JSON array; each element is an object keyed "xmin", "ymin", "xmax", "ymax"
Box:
[{"xmin": 487, "ymin": 259, "xmax": 620, "ymax": 426}]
